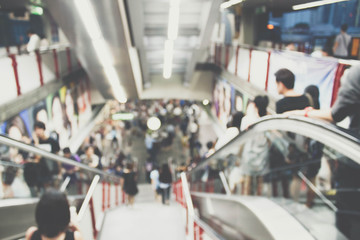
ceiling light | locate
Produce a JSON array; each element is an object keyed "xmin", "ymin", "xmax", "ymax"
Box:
[
  {"xmin": 103, "ymin": 66, "xmax": 127, "ymax": 103},
  {"xmin": 202, "ymin": 99, "xmax": 210, "ymax": 105},
  {"xmin": 147, "ymin": 117, "xmax": 161, "ymax": 131},
  {"xmin": 220, "ymin": 0, "xmax": 243, "ymax": 9},
  {"xmin": 292, "ymin": 0, "xmax": 349, "ymax": 10},
  {"xmin": 92, "ymin": 39, "xmax": 114, "ymax": 67},
  {"xmin": 163, "ymin": 40, "xmax": 174, "ymax": 79},
  {"xmin": 74, "ymin": 0, "xmax": 102, "ymax": 39},
  {"xmin": 168, "ymin": 0, "xmax": 180, "ymax": 40}
]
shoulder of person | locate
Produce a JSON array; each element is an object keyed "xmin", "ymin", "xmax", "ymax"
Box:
[{"xmin": 25, "ymin": 226, "xmax": 37, "ymax": 240}]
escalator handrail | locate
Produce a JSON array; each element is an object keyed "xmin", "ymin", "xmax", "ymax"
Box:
[
  {"xmin": 189, "ymin": 115, "xmax": 360, "ymax": 174},
  {"xmin": 0, "ymin": 134, "xmax": 120, "ymax": 181},
  {"xmin": 191, "ymin": 192, "xmax": 315, "ymax": 240}
]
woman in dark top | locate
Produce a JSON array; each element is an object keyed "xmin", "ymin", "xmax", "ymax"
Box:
[
  {"xmin": 159, "ymin": 163, "xmax": 172, "ymax": 205},
  {"xmin": 25, "ymin": 190, "xmax": 83, "ymax": 240},
  {"xmin": 121, "ymin": 162, "xmax": 138, "ymax": 206}
]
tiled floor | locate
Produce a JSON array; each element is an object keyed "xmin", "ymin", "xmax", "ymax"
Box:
[{"xmin": 98, "ymin": 185, "xmax": 186, "ymax": 240}]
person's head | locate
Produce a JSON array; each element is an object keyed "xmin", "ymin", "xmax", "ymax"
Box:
[
  {"xmin": 35, "ymin": 190, "xmax": 70, "ymax": 238},
  {"xmin": 34, "ymin": 121, "xmax": 46, "ymax": 139},
  {"xmin": 304, "ymin": 85, "xmax": 320, "ymax": 109},
  {"xmin": 341, "ymin": 24, "xmax": 348, "ymax": 33},
  {"xmin": 27, "ymin": 29, "xmax": 35, "ymax": 37},
  {"xmin": 275, "ymin": 68, "xmax": 295, "ymax": 94},
  {"xmin": 6, "ymin": 115, "xmax": 29, "ymax": 141},
  {"xmin": 84, "ymin": 145, "xmax": 94, "ymax": 156},
  {"xmin": 253, "ymin": 95, "xmax": 269, "ymax": 117},
  {"xmin": 206, "ymin": 141, "xmax": 214, "ymax": 150},
  {"xmin": 51, "ymin": 93, "xmax": 69, "ymax": 135},
  {"xmin": 63, "ymin": 147, "xmax": 71, "ymax": 158},
  {"xmin": 126, "ymin": 162, "xmax": 134, "ymax": 171},
  {"xmin": 33, "ymin": 101, "xmax": 48, "ymax": 127}
]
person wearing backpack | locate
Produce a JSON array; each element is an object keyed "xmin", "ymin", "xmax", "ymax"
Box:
[{"xmin": 333, "ymin": 24, "xmax": 351, "ymax": 59}]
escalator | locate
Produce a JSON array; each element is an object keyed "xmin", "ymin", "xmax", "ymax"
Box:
[
  {"xmin": 0, "ymin": 135, "xmax": 121, "ymax": 240},
  {"xmin": 186, "ymin": 116, "xmax": 360, "ymax": 240}
]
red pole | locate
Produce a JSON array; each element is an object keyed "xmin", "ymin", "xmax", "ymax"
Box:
[
  {"xmin": 66, "ymin": 47, "xmax": 72, "ymax": 73},
  {"xmin": 89, "ymin": 197, "xmax": 98, "ymax": 239},
  {"xmin": 102, "ymin": 181, "xmax": 106, "ymax": 212},
  {"xmin": 107, "ymin": 182, "xmax": 111, "ymax": 209},
  {"xmin": 9, "ymin": 54, "xmax": 21, "ymax": 96},
  {"xmin": 331, "ymin": 63, "xmax": 347, "ymax": 106},
  {"xmin": 248, "ymin": 48, "xmax": 253, "ymax": 82},
  {"xmin": 115, "ymin": 183, "xmax": 119, "ymax": 206},
  {"xmin": 225, "ymin": 45, "xmax": 230, "ymax": 70},
  {"xmin": 264, "ymin": 51, "xmax": 271, "ymax": 91},
  {"xmin": 235, "ymin": 45, "xmax": 240, "ymax": 76},
  {"xmin": 35, "ymin": 50, "xmax": 44, "ymax": 86},
  {"xmin": 52, "ymin": 49, "xmax": 60, "ymax": 79},
  {"xmin": 218, "ymin": 45, "xmax": 222, "ymax": 66},
  {"xmin": 77, "ymin": 181, "xmax": 83, "ymax": 195}
]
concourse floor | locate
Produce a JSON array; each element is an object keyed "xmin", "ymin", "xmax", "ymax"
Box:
[{"xmin": 98, "ymin": 184, "xmax": 186, "ymax": 240}]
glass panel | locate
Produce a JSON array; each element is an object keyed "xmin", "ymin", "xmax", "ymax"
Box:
[
  {"xmin": 0, "ymin": 144, "xmax": 95, "ymax": 199},
  {"xmin": 191, "ymin": 129, "xmax": 360, "ymax": 239}
]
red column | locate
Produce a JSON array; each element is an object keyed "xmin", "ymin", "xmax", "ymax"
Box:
[
  {"xmin": 89, "ymin": 197, "xmax": 98, "ymax": 239},
  {"xmin": 102, "ymin": 181, "xmax": 106, "ymax": 212},
  {"xmin": 52, "ymin": 49, "xmax": 60, "ymax": 79},
  {"xmin": 77, "ymin": 181, "xmax": 83, "ymax": 195},
  {"xmin": 264, "ymin": 51, "xmax": 272, "ymax": 91},
  {"xmin": 66, "ymin": 47, "xmax": 72, "ymax": 73},
  {"xmin": 218, "ymin": 45, "xmax": 222, "ymax": 67},
  {"xmin": 225, "ymin": 45, "xmax": 230, "ymax": 70},
  {"xmin": 235, "ymin": 46, "xmax": 240, "ymax": 76},
  {"xmin": 115, "ymin": 183, "xmax": 119, "ymax": 206},
  {"xmin": 107, "ymin": 182, "xmax": 111, "ymax": 209},
  {"xmin": 248, "ymin": 48, "xmax": 253, "ymax": 82},
  {"xmin": 331, "ymin": 63, "xmax": 347, "ymax": 106},
  {"xmin": 35, "ymin": 50, "xmax": 44, "ymax": 86},
  {"xmin": 9, "ymin": 54, "xmax": 21, "ymax": 96}
]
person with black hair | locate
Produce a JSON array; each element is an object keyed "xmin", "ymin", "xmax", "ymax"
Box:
[
  {"xmin": 333, "ymin": 24, "xmax": 351, "ymax": 58},
  {"xmin": 159, "ymin": 163, "xmax": 172, "ymax": 205},
  {"xmin": 240, "ymin": 95, "xmax": 269, "ymax": 131},
  {"xmin": 32, "ymin": 121, "xmax": 61, "ymax": 190},
  {"xmin": 121, "ymin": 162, "xmax": 138, "ymax": 206},
  {"xmin": 304, "ymin": 85, "xmax": 320, "ymax": 109},
  {"xmin": 275, "ymin": 68, "xmax": 310, "ymax": 114},
  {"xmin": 25, "ymin": 189, "xmax": 83, "ymax": 240}
]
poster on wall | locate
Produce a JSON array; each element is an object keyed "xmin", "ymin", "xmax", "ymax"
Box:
[
  {"xmin": 212, "ymin": 78, "xmax": 236, "ymax": 129},
  {"xmin": 0, "ymin": 77, "xmax": 92, "ymax": 149}
]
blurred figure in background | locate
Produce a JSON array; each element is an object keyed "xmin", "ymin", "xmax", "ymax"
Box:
[
  {"xmin": 159, "ymin": 163, "xmax": 172, "ymax": 205},
  {"xmin": 26, "ymin": 29, "xmax": 40, "ymax": 53},
  {"xmin": 121, "ymin": 162, "xmax": 138, "ymax": 207}
]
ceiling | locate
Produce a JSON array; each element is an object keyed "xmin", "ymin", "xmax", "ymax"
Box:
[{"xmin": 2, "ymin": 0, "xmax": 322, "ymax": 101}]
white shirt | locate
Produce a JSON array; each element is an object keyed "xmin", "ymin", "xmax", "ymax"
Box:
[
  {"xmin": 27, "ymin": 34, "xmax": 41, "ymax": 52},
  {"xmin": 150, "ymin": 169, "xmax": 159, "ymax": 190}
]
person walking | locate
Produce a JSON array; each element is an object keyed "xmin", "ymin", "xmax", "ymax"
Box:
[
  {"xmin": 159, "ymin": 163, "xmax": 172, "ymax": 205},
  {"xmin": 121, "ymin": 162, "xmax": 138, "ymax": 207},
  {"xmin": 333, "ymin": 24, "xmax": 351, "ymax": 59}
]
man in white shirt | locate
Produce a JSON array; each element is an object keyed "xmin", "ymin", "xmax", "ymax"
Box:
[
  {"xmin": 150, "ymin": 165, "xmax": 160, "ymax": 201},
  {"xmin": 333, "ymin": 24, "xmax": 351, "ymax": 58},
  {"xmin": 26, "ymin": 29, "xmax": 41, "ymax": 53}
]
